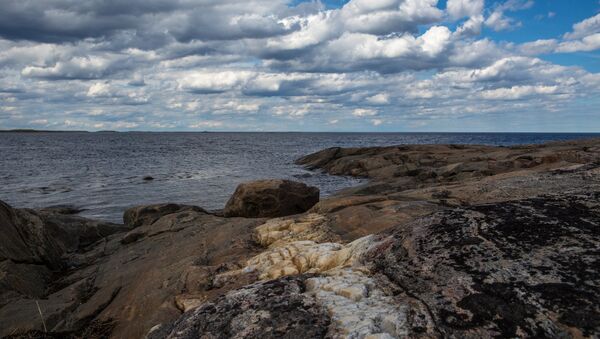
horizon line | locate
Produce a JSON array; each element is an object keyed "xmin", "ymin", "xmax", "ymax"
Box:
[{"xmin": 1, "ymin": 129, "xmax": 600, "ymax": 134}]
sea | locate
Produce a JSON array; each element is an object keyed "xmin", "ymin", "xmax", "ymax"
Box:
[{"xmin": 1, "ymin": 132, "xmax": 598, "ymax": 223}]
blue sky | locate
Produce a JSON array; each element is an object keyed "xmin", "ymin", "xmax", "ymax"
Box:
[{"xmin": 0, "ymin": 0, "xmax": 599, "ymax": 132}]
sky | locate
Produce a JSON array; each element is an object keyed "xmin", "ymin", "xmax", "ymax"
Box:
[{"xmin": 0, "ymin": 0, "xmax": 599, "ymax": 132}]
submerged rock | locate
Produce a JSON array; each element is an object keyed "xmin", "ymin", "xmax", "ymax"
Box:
[
  {"xmin": 123, "ymin": 203, "xmax": 206, "ymax": 228},
  {"xmin": 224, "ymin": 179, "xmax": 319, "ymax": 218},
  {"xmin": 38, "ymin": 204, "xmax": 83, "ymax": 215}
]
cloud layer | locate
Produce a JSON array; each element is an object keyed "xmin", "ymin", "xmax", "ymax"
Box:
[{"xmin": 0, "ymin": 0, "xmax": 599, "ymax": 131}]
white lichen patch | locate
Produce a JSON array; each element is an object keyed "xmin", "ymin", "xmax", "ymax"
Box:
[
  {"xmin": 254, "ymin": 213, "xmax": 336, "ymax": 247},
  {"xmin": 306, "ymin": 268, "xmax": 409, "ymax": 339},
  {"xmin": 244, "ymin": 235, "xmax": 377, "ymax": 280}
]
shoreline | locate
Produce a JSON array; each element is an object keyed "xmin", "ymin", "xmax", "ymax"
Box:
[
  {"xmin": 2, "ymin": 129, "xmax": 600, "ymax": 134},
  {"xmin": 1, "ymin": 138, "xmax": 600, "ymax": 338}
]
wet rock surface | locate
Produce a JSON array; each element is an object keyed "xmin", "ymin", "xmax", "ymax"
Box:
[
  {"xmin": 224, "ymin": 179, "xmax": 319, "ymax": 218},
  {"xmin": 2, "ymin": 138, "xmax": 600, "ymax": 338}
]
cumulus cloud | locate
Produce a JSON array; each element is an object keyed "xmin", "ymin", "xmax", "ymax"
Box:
[
  {"xmin": 517, "ymin": 14, "xmax": 600, "ymax": 55},
  {"xmin": 556, "ymin": 33, "xmax": 600, "ymax": 53},
  {"xmin": 564, "ymin": 13, "xmax": 600, "ymax": 40},
  {"xmin": 484, "ymin": 0, "xmax": 533, "ymax": 32},
  {"xmin": 178, "ymin": 70, "xmax": 255, "ymax": 93},
  {"xmin": 189, "ymin": 120, "xmax": 225, "ymax": 128},
  {"xmin": 447, "ymin": 0, "xmax": 484, "ymax": 20},
  {"xmin": 87, "ymin": 82, "xmax": 113, "ymax": 97},
  {"xmin": 366, "ymin": 93, "xmax": 390, "ymax": 105},
  {"xmin": 0, "ymin": 0, "xmax": 598, "ymax": 132},
  {"xmin": 553, "ymin": 14, "xmax": 600, "ymax": 53},
  {"xmin": 480, "ymin": 85, "xmax": 559, "ymax": 100},
  {"xmin": 518, "ymin": 39, "xmax": 559, "ymax": 55},
  {"xmin": 353, "ymin": 108, "xmax": 378, "ymax": 117}
]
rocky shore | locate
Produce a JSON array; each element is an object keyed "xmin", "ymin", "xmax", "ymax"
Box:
[{"xmin": 1, "ymin": 139, "xmax": 599, "ymax": 338}]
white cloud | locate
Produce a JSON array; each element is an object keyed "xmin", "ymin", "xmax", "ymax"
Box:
[
  {"xmin": 353, "ymin": 108, "xmax": 377, "ymax": 116},
  {"xmin": 0, "ymin": 0, "xmax": 598, "ymax": 132},
  {"xmin": 485, "ymin": 10, "xmax": 518, "ymax": 31},
  {"xmin": 30, "ymin": 119, "xmax": 48, "ymax": 125},
  {"xmin": 178, "ymin": 70, "xmax": 255, "ymax": 93},
  {"xmin": 213, "ymin": 100, "xmax": 261, "ymax": 113},
  {"xmin": 484, "ymin": 0, "xmax": 533, "ymax": 32},
  {"xmin": 87, "ymin": 82, "xmax": 112, "ymax": 97},
  {"xmin": 518, "ymin": 13, "xmax": 600, "ymax": 55},
  {"xmin": 480, "ymin": 85, "xmax": 559, "ymax": 100},
  {"xmin": 22, "ymin": 56, "xmax": 115, "ymax": 79},
  {"xmin": 371, "ymin": 118, "xmax": 383, "ymax": 126},
  {"xmin": 263, "ymin": 0, "xmax": 443, "ymax": 53},
  {"xmin": 518, "ymin": 39, "xmax": 559, "ymax": 55},
  {"xmin": 366, "ymin": 93, "xmax": 390, "ymax": 105},
  {"xmin": 446, "ymin": 0, "xmax": 484, "ymax": 20},
  {"xmin": 564, "ymin": 13, "xmax": 600, "ymax": 40},
  {"xmin": 189, "ymin": 120, "xmax": 224, "ymax": 128},
  {"xmin": 557, "ymin": 33, "xmax": 600, "ymax": 53},
  {"xmin": 455, "ymin": 15, "xmax": 484, "ymax": 36}
]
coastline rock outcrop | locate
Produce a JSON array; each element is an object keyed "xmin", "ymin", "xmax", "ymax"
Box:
[
  {"xmin": 0, "ymin": 200, "xmax": 263, "ymax": 338},
  {"xmin": 2, "ymin": 138, "xmax": 600, "ymax": 338},
  {"xmin": 224, "ymin": 179, "xmax": 319, "ymax": 218}
]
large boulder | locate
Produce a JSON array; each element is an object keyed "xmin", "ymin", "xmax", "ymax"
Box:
[{"xmin": 223, "ymin": 180, "xmax": 319, "ymax": 218}]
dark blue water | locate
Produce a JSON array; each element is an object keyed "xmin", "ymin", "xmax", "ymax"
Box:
[{"xmin": 1, "ymin": 132, "xmax": 598, "ymax": 223}]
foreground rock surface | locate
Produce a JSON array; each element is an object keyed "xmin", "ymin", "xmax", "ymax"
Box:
[
  {"xmin": 0, "ymin": 201, "xmax": 264, "ymax": 338},
  {"xmin": 224, "ymin": 179, "xmax": 319, "ymax": 218},
  {"xmin": 371, "ymin": 192, "xmax": 600, "ymax": 337},
  {"xmin": 1, "ymin": 138, "xmax": 599, "ymax": 338},
  {"xmin": 147, "ymin": 276, "xmax": 331, "ymax": 339}
]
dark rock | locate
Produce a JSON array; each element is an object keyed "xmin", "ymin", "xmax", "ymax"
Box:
[
  {"xmin": 147, "ymin": 275, "xmax": 330, "ymax": 339},
  {"xmin": 369, "ymin": 192, "xmax": 600, "ymax": 338},
  {"xmin": 123, "ymin": 203, "xmax": 207, "ymax": 228},
  {"xmin": 39, "ymin": 205, "xmax": 83, "ymax": 215},
  {"xmin": 1, "ymin": 203, "xmax": 264, "ymax": 338},
  {"xmin": 0, "ymin": 200, "xmax": 124, "ymax": 270},
  {"xmin": 0, "ymin": 200, "xmax": 128, "ymax": 337},
  {"xmin": 224, "ymin": 180, "xmax": 319, "ymax": 218},
  {"xmin": 143, "ymin": 176, "xmax": 154, "ymax": 181}
]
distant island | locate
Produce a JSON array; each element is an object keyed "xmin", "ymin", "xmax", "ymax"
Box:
[
  {"xmin": 0, "ymin": 129, "xmax": 128, "ymax": 133},
  {"xmin": 0, "ymin": 129, "xmax": 90, "ymax": 133}
]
